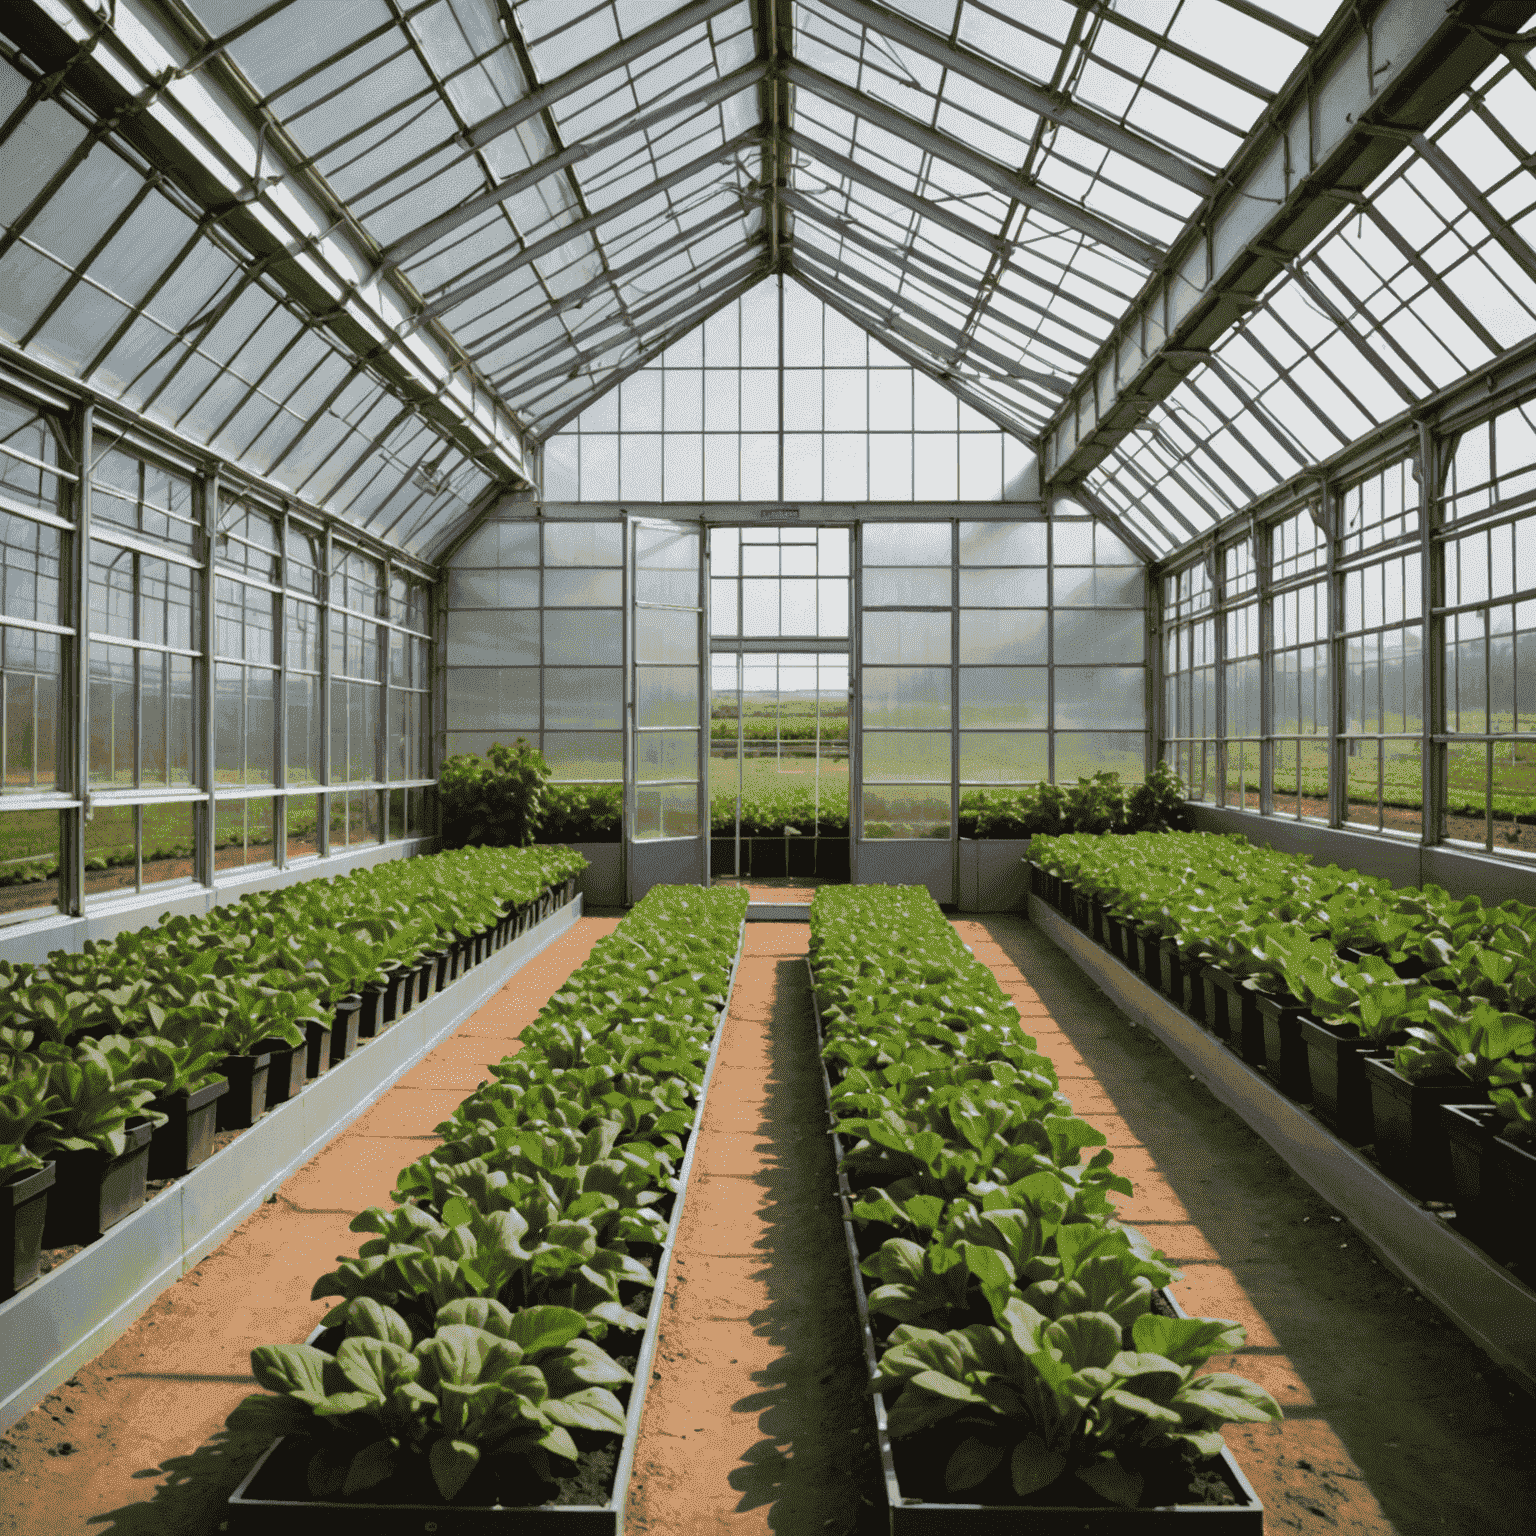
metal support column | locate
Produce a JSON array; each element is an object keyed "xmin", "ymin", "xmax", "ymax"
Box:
[
  {"xmin": 1323, "ymin": 481, "xmax": 1346, "ymax": 828},
  {"xmin": 1418, "ymin": 419, "xmax": 1442, "ymax": 846},
  {"xmin": 1257, "ymin": 520, "xmax": 1275, "ymax": 816},
  {"xmin": 197, "ymin": 467, "xmax": 218, "ymax": 889},
  {"xmin": 65, "ymin": 402, "xmax": 92, "ymax": 915},
  {"xmin": 379, "ymin": 556, "xmax": 391, "ymax": 844},
  {"xmin": 319, "ymin": 524, "xmax": 333, "ymax": 857},
  {"xmin": 275, "ymin": 505, "xmax": 290, "ymax": 866}
]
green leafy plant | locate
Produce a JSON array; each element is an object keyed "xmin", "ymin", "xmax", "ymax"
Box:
[
  {"xmin": 30, "ymin": 1040, "xmax": 166, "ymax": 1158},
  {"xmin": 241, "ymin": 1298, "xmax": 631, "ymax": 1501},
  {"xmin": 873, "ymin": 1301, "xmax": 1279, "ymax": 1503},
  {"xmin": 439, "ymin": 739, "xmax": 552, "ymax": 848}
]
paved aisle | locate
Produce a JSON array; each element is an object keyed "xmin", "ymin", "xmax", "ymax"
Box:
[{"xmin": 0, "ymin": 915, "xmax": 618, "ymax": 1536}]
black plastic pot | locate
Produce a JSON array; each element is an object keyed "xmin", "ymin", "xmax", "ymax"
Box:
[
  {"xmin": 1300, "ymin": 1017, "xmax": 1375, "ymax": 1144},
  {"xmin": 41, "ymin": 1119, "xmax": 154, "ymax": 1246},
  {"xmin": 413, "ymin": 954, "xmax": 437, "ymax": 1006},
  {"xmin": 330, "ymin": 995, "xmax": 362, "ymax": 1065},
  {"xmin": 358, "ymin": 978, "xmax": 387, "ymax": 1037},
  {"xmin": 1255, "ymin": 995, "xmax": 1311, "ymax": 1100},
  {"xmin": 305, "ymin": 1019, "xmax": 332, "ymax": 1080},
  {"xmin": 2, "ymin": 1160, "xmax": 55, "ymax": 1300},
  {"xmin": 1181, "ymin": 960, "xmax": 1207, "ymax": 1025},
  {"xmin": 379, "ymin": 964, "xmax": 408, "ymax": 1028},
  {"xmin": 1442, "ymin": 1104, "xmax": 1502, "ymax": 1252},
  {"xmin": 1130, "ymin": 927, "xmax": 1160, "ymax": 987},
  {"xmin": 1364, "ymin": 1057, "xmax": 1464, "ymax": 1199},
  {"xmin": 1492, "ymin": 1131, "xmax": 1536, "ymax": 1274},
  {"xmin": 256, "ymin": 1037, "xmax": 308, "ymax": 1108},
  {"xmin": 1086, "ymin": 896, "xmax": 1107, "ymax": 946},
  {"xmin": 436, "ymin": 944, "xmax": 456, "ymax": 991},
  {"xmin": 216, "ymin": 1053, "xmax": 273, "ymax": 1131},
  {"xmin": 1201, "ymin": 965, "xmax": 1233, "ymax": 1044},
  {"xmin": 1207, "ymin": 970, "xmax": 1265, "ymax": 1065},
  {"xmin": 147, "ymin": 1078, "xmax": 230, "ymax": 1178},
  {"xmin": 1158, "ymin": 937, "xmax": 1185, "ymax": 1005}
]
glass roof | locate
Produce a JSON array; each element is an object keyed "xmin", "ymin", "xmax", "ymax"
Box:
[{"xmin": 3, "ymin": 1, "xmax": 1531, "ymax": 566}]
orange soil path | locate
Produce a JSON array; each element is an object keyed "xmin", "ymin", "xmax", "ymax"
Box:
[{"xmin": 0, "ymin": 914, "xmax": 618, "ymax": 1536}]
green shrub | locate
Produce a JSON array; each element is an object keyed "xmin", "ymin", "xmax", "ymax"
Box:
[{"xmin": 438, "ymin": 739, "xmax": 550, "ymax": 848}]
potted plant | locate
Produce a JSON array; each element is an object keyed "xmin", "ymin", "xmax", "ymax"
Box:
[
  {"xmin": 1377, "ymin": 1002, "xmax": 1535, "ymax": 1200},
  {"xmin": 33, "ymin": 1041, "xmax": 165, "ymax": 1246},
  {"xmin": 1, "ymin": 1059, "xmax": 60, "ymax": 1298},
  {"xmin": 137, "ymin": 1025, "xmax": 231, "ymax": 1178}
]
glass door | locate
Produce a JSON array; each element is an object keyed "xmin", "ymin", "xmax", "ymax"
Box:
[{"xmin": 626, "ymin": 518, "xmax": 707, "ymax": 900}]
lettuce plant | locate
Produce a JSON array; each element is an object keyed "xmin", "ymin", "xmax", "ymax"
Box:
[
  {"xmin": 242, "ymin": 1298, "xmax": 630, "ymax": 1501},
  {"xmin": 873, "ymin": 1301, "xmax": 1279, "ymax": 1504}
]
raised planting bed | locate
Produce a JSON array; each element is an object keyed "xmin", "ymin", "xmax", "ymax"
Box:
[
  {"xmin": 226, "ymin": 885, "xmax": 750, "ymax": 1533},
  {"xmin": 1030, "ymin": 833, "xmax": 1536, "ymax": 1283},
  {"xmin": 0, "ymin": 877, "xmax": 585, "ymax": 1436},
  {"xmin": 805, "ymin": 885, "xmax": 1273, "ymax": 1530},
  {"xmin": 1028, "ymin": 891, "xmax": 1536, "ymax": 1397}
]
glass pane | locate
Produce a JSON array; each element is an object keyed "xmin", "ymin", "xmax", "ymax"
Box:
[
  {"xmin": 863, "ymin": 523, "xmax": 951, "ymax": 566},
  {"xmin": 637, "ymin": 665, "xmax": 698, "ymax": 727},
  {"xmin": 636, "ymin": 524, "xmax": 699, "ymax": 569},
  {"xmin": 542, "ymin": 731, "xmax": 623, "ymax": 782},
  {"xmin": 1053, "ymin": 568, "xmax": 1145, "ymax": 606},
  {"xmin": 287, "ymin": 673, "xmax": 321, "ymax": 784},
  {"xmin": 544, "ymin": 610, "xmax": 622, "ymax": 666},
  {"xmin": 862, "ymin": 785, "xmax": 950, "ymax": 839},
  {"xmin": 1053, "ymin": 609, "xmax": 1145, "ymax": 663},
  {"xmin": 545, "ymin": 522, "xmax": 622, "ymax": 566},
  {"xmin": 959, "ymin": 569, "xmax": 1048, "ymax": 606},
  {"xmin": 958, "ymin": 609, "xmax": 1046, "ymax": 664},
  {"xmin": 862, "ymin": 568, "xmax": 951, "ymax": 607},
  {"xmin": 960, "ymin": 732, "xmax": 1048, "ymax": 784},
  {"xmin": 959, "ymin": 521, "xmax": 1047, "ymax": 565},
  {"xmin": 862, "ymin": 731, "xmax": 952, "ymax": 781},
  {"xmin": 959, "ymin": 668, "xmax": 1047, "ymax": 728},
  {"xmin": 861, "ymin": 667, "xmax": 950, "ymax": 728},
  {"xmin": 1054, "ymin": 732, "xmax": 1146, "ymax": 782},
  {"xmin": 1054, "ymin": 668, "xmax": 1147, "ymax": 729},
  {"xmin": 711, "ymin": 577, "xmax": 739, "ymax": 636},
  {"xmin": 286, "ymin": 793, "xmax": 321, "ymax": 860},
  {"xmin": 862, "ymin": 612, "xmax": 950, "ymax": 665},
  {"xmin": 83, "ymin": 803, "xmax": 136, "ymax": 901},
  {"xmin": 544, "ymin": 568, "xmax": 622, "ymax": 607},
  {"xmin": 635, "ymin": 568, "xmax": 696, "ymax": 606},
  {"xmin": 447, "ymin": 609, "xmax": 539, "ymax": 666},
  {"xmin": 142, "ymin": 801, "xmax": 195, "ymax": 889},
  {"xmin": 446, "ymin": 667, "xmax": 539, "ymax": 731},
  {"xmin": 635, "ymin": 607, "xmax": 697, "ymax": 664},
  {"xmin": 1, "ymin": 628, "xmax": 60, "ymax": 793},
  {"xmin": 543, "ymin": 667, "xmax": 622, "ymax": 729},
  {"xmin": 448, "ymin": 568, "xmax": 539, "ymax": 607},
  {"xmin": 1491, "ymin": 741, "xmax": 1536, "ymax": 853},
  {"xmin": 0, "ymin": 809, "xmax": 60, "ymax": 924},
  {"xmin": 637, "ymin": 730, "xmax": 699, "ymax": 783},
  {"xmin": 635, "ymin": 783, "xmax": 699, "ymax": 840},
  {"xmin": 88, "ymin": 644, "xmax": 135, "ymax": 786}
]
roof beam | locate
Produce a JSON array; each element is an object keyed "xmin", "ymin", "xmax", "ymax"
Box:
[
  {"xmin": 413, "ymin": 130, "xmax": 761, "ymax": 323},
  {"xmin": 789, "ymin": 264, "xmax": 1044, "ymax": 443},
  {"xmin": 531, "ymin": 266, "xmax": 770, "ymax": 441},
  {"xmin": 380, "ymin": 60, "xmax": 768, "ymax": 269},
  {"xmin": 812, "ymin": 0, "xmax": 1216, "ymax": 197},
  {"xmin": 793, "ymin": 239, "xmax": 1067, "ymax": 406},
  {"xmin": 462, "ymin": 0, "xmax": 742, "ymax": 152},
  {"xmin": 783, "ymin": 60, "xmax": 1162, "ymax": 269},
  {"xmin": 510, "ymin": 258, "xmax": 764, "ymax": 414},
  {"xmin": 1042, "ymin": 0, "xmax": 1536, "ymax": 498},
  {"xmin": 0, "ymin": 0, "xmax": 534, "ymax": 488},
  {"xmin": 784, "ymin": 128, "xmax": 1007, "ymax": 259}
]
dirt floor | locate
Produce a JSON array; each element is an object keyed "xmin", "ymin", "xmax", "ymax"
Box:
[{"xmin": 1, "ymin": 904, "xmax": 1532, "ymax": 1534}]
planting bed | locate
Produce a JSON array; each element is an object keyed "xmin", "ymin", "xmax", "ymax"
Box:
[
  {"xmin": 225, "ymin": 885, "xmax": 749, "ymax": 1532},
  {"xmin": 0, "ymin": 849, "xmax": 585, "ymax": 1433},
  {"xmin": 1025, "ymin": 841, "xmax": 1536, "ymax": 1394},
  {"xmin": 805, "ymin": 886, "xmax": 1276, "ymax": 1528}
]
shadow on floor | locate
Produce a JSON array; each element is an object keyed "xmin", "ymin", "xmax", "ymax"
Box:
[
  {"xmin": 724, "ymin": 955, "xmax": 887, "ymax": 1536},
  {"xmin": 86, "ymin": 1427, "xmax": 268, "ymax": 1536}
]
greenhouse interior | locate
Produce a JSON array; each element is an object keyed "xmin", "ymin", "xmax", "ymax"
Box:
[{"xmin": 2, "ymin": 1, "xmax": 1536, "ymax": 1533}]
